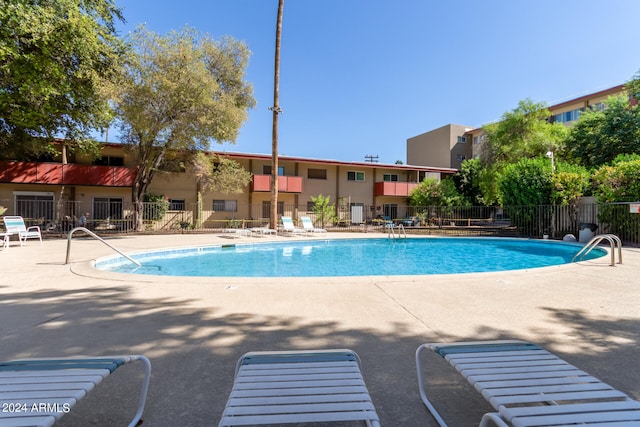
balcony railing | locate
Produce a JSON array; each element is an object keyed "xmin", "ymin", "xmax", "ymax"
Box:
[
  {"xmin": 374, "ymin": 181, "xmax": 419, "ymax": 197},
  {"xmin": 0, "ymin": 161, "xmax": 136, "ymax": 187},
  {"xmin": 251, "ymin": 174, "xmax": 303, "ymax": 193}
]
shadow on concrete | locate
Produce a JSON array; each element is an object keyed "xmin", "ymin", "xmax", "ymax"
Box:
[{"xmin": 1, "ymin": 286, "xmax": 638, "ymax": 426}]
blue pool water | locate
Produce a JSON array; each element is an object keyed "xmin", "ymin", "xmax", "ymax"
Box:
[{"xmin": 95, "ymin": 238, "xmax": 606, "ymax": 277}]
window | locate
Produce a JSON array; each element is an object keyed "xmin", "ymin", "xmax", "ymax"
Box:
[
  {"xmin": 93, "ymin": 156, "xmax": 124, "ymax": 167},
  {"xmin": 169, "ymin": 199, "xmax": 185, "ymax": 210},
  {"xmin": 554, "ymin": 108, "xmax": 582, "ymax": 123},
  {"xmin": 306, "ymin": 201, "xmax": 314, "ymax": 211},
  {"xmin": 347, "ymin": 171, "xmax": 365, "ymax": 181},
  {"xmin": 14, "ymin": 192, "xmax": 54, "ymax": 221},
  {"xmin": 307, "ymin": 168, "xmax": 327, "ymax": 180},
  {"xmin": 457, "ymin": 136, "xmax": 467, "ymax": 143},
  {"xmin": 383, "ymin": 173, "xmax": 399, "ymax": 182},
  {"xmin": 457, "ymin": 154, "xmax": 466, "ymax": 161},
  {"xmin": 213, "ymin": 200, "xmax": 237, "ymax": 212},
  {"xmin": 263, "ymin": 165, "xmax": 284, "ymax": 176}
]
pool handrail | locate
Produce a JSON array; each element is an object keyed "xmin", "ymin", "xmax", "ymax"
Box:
[
  {"xmin": 572, "ymin": 233, "xmax": 622, "ymax": 266},
  {"xmin": 65, "ymin": 226, "xmax": 141, "ymax": 266}
]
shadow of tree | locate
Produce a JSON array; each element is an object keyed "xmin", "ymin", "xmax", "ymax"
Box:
[{"xmin": 1, "ymin": 286, "xmax": 638, "ymax": 426}]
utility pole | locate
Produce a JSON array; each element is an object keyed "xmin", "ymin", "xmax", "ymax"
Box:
[{"xmin": 270, "ymin": 0, "xmax": 284, "ymax": 230}]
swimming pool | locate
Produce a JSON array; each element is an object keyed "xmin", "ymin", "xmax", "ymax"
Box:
[{"xmin": 95, "ymin": 237, "xmax": 606, "ymax": 277}]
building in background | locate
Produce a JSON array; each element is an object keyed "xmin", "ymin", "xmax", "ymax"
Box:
[{"xmin": 408, "ymin": 84, "xmax": 628, "ymax": 168}]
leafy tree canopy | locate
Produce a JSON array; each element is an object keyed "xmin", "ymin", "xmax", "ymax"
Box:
[
  {"xmin": 626, "ymin": 69, "xmax": 640, "ymax": 101},
  {"xmin": 482, "ymin": 99, "xmax": 568, "ymax": 166},
  {"xmin": 551, "ymin": 162, "xmax": 590, "ymax": 206},
  {"xmin": 478, "ymin": 99, "xmax": 568, "ymax": 205},
  {"xmin": 0, "ymin": 0, "xmax": 128, "ymax": 159},
  {"xmin": 111, "ymin": 25, "xmax": 256, "ymax": 229},
  {"xmin": 592, "ymin": 155, "xmax": 640, "ymax": 203},
  {"xmin": 497, "ymin": 157, "xmax": 552, "ymax": 206},
  {"xmin": 453, "ymin": 158, "xmax": 485, "ymax": 205},
  {"xmin": 409, "ymin": 177, "xmax": 467, "ymax": 207},
  {"xmin": 191, "ymin": 152, "xmax": 252, "ymax": 195},
  {"xmin": 564, "ymin": 95, "xmax": 640, "ymax": 167}
]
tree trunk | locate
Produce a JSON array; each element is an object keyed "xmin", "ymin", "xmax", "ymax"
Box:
[
  {"xmin": 270, "ymin": 0, "xmax": 284, "ymax": 231},
  {"xmin": 131, "ymin": 150, "xmax": 163, "ymax": 232},
  {"xmin": 132, "ymin": 174, "xmax": 146, "ymax": 232}
]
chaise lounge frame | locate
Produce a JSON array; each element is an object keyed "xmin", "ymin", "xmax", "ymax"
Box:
[
  {"xmin": 3, "ymin": 216, "xmax": 42, "ymax": 246},
  {"xmin": 0, "ymin": 355, "xmax": 151, "ymax": 427},
  {"xmin": 416, "ymin": 340, "xmax": 640, "ymax": 427},
  {"xmin": 218, "ymin": 349, "xmax": 380, "ymax": 426}
]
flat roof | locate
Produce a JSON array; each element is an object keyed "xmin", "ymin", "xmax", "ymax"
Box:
[{"xmin": 217, "ymin": 151, "xmax": 458, "ymax": 174}]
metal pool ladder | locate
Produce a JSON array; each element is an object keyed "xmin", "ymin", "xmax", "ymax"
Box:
[
  {"xmin": 65, "ymin": 226, "xmax": 141, "ymax": 266},
  {"xmin": 572, "ymin": 233, "xmax": 622, "ymax": 266},
  {"xmin": 388, "ymin": 223, "xmax": 407, "ymax": 239}
]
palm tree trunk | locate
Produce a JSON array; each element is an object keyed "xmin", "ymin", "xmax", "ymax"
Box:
[{"xmin": 270, "ymin": 0, "xmax": 284, "ymax": 231}]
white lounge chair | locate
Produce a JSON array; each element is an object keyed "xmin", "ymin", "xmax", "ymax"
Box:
[
  {"xmin": 280, "ymin": 216, "xmax": 306, "ymax": 235},
  {"xmin": 1, "ymin": 232, "xmax": 10, "ymax": 250},
  {"xmin": 218, "ymin": 349, "xmax": 380, "ymax": 426},
  {"xmin": 416, "ymin": 340, "xmax": 640, "ymax": 427},
  {"xmin": 249, "ymin": 227, "xmax": 277, "ymax": 237},
  {"xmin": 220, "ymin": 228, "xmax": 252, "ymax": 238},
  {"xmin": 3, "ymin": 215, "xmax": 42, "ymax": 246},
  {"xmin": 0, "ymin": 355, "xmax": 151, "ymax": 427},
  {"xmin": 301, "ymin": 216, "xmax": 327, "ymax": 233}
]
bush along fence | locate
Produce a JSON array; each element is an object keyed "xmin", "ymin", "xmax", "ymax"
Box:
[{"xmin": 3, "ymin": 199, "xmax": 639, "ymax": 245}]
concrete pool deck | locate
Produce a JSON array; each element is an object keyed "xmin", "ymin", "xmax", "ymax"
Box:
[{"xmin": 1, "ymin": 232, "xmax": 639, "ymax": 426}]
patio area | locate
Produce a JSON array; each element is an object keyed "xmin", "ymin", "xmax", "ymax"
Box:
[{"xmin": 1, "ymin": 232, "xmax": 639, "ymax": 426}]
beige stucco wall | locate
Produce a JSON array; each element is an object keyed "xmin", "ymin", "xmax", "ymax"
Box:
[
  {"xmin": 298, "ymin": 164, "xmax": 338, "ymax": 207},
  {"xmin": 407, "ymin": 124, "xmax": 471, "ymax": 170},
  {"xmin": 335, "ymin": 165, "xmax": 372, "ymax": 206}
]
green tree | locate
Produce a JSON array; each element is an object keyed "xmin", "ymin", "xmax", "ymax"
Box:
[
  {"xmin": 564, "ymin": 95, "xmax": 640, "ymax": 167},
  {"xmin": 497, "ymin": 157, "xmax": 553, "ymax": 235},
  {"xmin": 0, "ymin": 0, "xmax": 128, "ymax": 159},
  {"xmin": 497, "ymin": 157, "xmax": 553, "ymax": 206},
  {"xmin": 592, "ymin": 155, "xmax": 640, "ymax": 203},
  {"xmin": 453, "ymin": 158, "xmax": 485, "ymax": 205},
  {"xmin": 112, "ymin": 26, "xmax": 255, "ymax": 230},
  {"xmin": 551, "ymin": 163, "xmax": 590, "ymax": 206},
  {"xmin": 592, "ymin": 155, "xmax": 640, "ymax": 239},
  {"xmin": 626, "ymin": 69, "xmax": 640, "ymax": 101},
  {"xmin": 482, "ymin": 99, "xmax": 568, "ymax": 165},
  {"xmin": 409, "ymin": 178, "xmax": 466, "ymax": 207},
  {"xmin": 478, "ymin": 99, "xmax": 568, "ymax": 205},
  {"xmin": 310, "ymin": 194, "xmax": 336, "ymax": 228},
  {"xmin": 191, "ymin": 152, "xmax": 252, "ymax": 196}
]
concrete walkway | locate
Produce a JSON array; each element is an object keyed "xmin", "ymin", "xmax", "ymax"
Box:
[{"xmin": 1, "ymin": 233, "xmax": 639, "ymax": 426}]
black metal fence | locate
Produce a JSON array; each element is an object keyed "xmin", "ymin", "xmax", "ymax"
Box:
[{"xmin": 3, "ymin": 199, "xmax": 639, "ymax": 245}]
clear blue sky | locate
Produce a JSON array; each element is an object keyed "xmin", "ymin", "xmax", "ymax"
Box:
[{"xmin": 112, "ymin": 0, "xmax": 640, "ymax": 164}]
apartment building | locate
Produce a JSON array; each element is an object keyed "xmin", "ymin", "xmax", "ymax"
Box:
[
  {"xmin": 408, "ymin": 84, "xmax": 629, "ymax": 168},
  {"xmin": 407, "ymin": 124, "xmax": 473, "ymax": 170},
  {"xmin": 0, "ymin": 144, "xmax": 456, "ymax": 228}
]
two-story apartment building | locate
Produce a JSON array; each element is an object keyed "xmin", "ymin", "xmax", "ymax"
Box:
[{"xmin": 0, "ymin": 144, "xmax": 456, "ymax": 229}]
